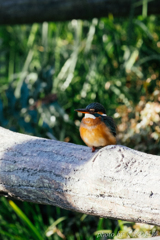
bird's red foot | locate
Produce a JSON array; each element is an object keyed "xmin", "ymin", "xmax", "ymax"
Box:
[{"xmin": 92, "ymin": 146, "xmax": 96, "ymax": 152}]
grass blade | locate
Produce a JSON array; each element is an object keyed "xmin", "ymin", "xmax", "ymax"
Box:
[{"xmin": 9, "ymin": 200, "xmax": 44, "ymax": 240}]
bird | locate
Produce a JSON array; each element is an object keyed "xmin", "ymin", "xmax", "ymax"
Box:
[{"xmin": 75, "ymin": 102, "xmax": 117, "ymax": 152}]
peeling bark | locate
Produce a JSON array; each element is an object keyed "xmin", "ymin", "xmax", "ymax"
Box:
[
  {"xmin": 0, "ymin": 0, "xmax": 160, "ymax": 25},
  {"xmin": 0, "ymin": 127, "xmax": 160, "ymax": 226}
]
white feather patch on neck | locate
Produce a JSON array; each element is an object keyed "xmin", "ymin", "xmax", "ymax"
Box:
[
  {"xmin": 102, "ymin": 114, "xmax": 107, "ymax": 116},
  {"xmin": 84, "ymin": 113, "xmax": 96, "ymax": 119}
]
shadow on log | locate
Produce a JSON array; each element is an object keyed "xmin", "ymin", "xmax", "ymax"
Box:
[{"xmin": 0, "ymin": 127, "xmax": 160, "ymax": 226}]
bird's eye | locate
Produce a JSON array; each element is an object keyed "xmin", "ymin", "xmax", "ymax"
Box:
[{"xmin": 90, "ymin": 109, "xmax": 95, "ymax": 112}]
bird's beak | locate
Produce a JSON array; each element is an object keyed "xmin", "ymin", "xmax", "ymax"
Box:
[{"xmin": 74, "ymin": 108, "xmax": 90, "ymax": 114}]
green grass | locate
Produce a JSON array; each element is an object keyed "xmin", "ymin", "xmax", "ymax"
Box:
[{"xmin": 0, "ymin": 8, "xmax": 160, "ymax": 240}]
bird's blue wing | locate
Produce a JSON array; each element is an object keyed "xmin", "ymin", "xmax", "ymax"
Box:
[
  {"xmin": 93, "ymin": 113, "xmax": 117, "ymax": 137},
  {"xmin": 102, "ymin": 116, "xmax": 117, "ymax": 136}
]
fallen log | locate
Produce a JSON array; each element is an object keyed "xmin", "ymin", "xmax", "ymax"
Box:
[
  {"xmin": 0, "ymin": 0, "xmax": 160, "ymax": 25},
  {"xmin": 0, "ymin": 127, "xmax": 160, "ymax": 226}
]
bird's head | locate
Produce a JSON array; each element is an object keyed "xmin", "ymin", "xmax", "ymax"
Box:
[{"xmin": 75, "ymin": 102, "xmax": 106, "ymax": 119}]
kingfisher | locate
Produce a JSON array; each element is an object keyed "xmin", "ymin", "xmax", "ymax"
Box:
[{"xmin": 75, "ymin": 102, "xmax": 116, "ymax": 152}]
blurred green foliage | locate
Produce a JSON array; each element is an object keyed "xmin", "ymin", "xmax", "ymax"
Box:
[{"xmin": 0, "ymin": 7, "xmax": 160, "ymax": 240}]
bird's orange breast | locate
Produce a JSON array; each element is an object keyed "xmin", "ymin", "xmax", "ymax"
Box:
[{"xmin": 80, "ymin": 117, "xmax": 116, "ymax": 148}]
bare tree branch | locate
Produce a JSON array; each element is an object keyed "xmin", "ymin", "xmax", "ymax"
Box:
[
  {"xmin": 0, "ymin": 0, "xmax": 160, "ymax": 25},
  {"xmin": 0, "ymin": 127, "xmax": 160, "ymax": 226}
]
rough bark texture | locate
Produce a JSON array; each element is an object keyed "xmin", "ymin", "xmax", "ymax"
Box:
[
  {"xmin": 0, "ymin": 0, "xmax": 160, "ymax": 25},
  {"xmin": 0, "ymin": 127, "xmax": 160, "ymax": 226}
]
